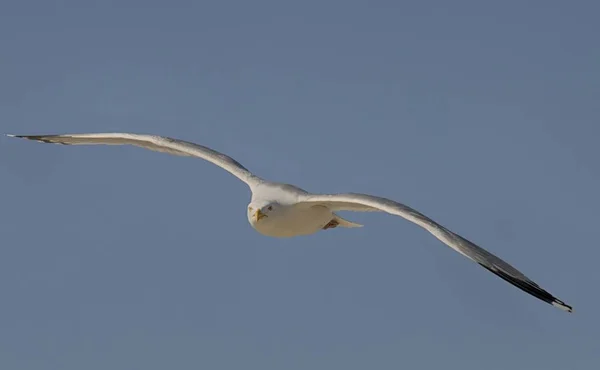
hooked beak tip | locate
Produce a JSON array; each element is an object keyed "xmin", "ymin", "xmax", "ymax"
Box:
[{"xmin": 254, "ymin": 209, "xmax": 267, "ymax": 222}]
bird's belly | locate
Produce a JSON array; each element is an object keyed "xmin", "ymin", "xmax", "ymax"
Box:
[{"xmin": 254, "ymin": 206, "xmax": 332, "ymax": 238}]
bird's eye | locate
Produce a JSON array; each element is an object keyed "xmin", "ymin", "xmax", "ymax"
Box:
[
  {"xmin": 248, "ymin": 207, "xmax": 254, "ymax": 211},
  {"xmin": 267, "ymin": 206, "xmax": 273, "ymax": 211}
]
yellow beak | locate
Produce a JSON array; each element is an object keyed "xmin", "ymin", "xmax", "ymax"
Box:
[{"xmin": 254, "ymin": 209, "xmax": 267, "ymax": 222}]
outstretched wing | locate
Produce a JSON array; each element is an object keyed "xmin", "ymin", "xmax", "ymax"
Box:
[
  {"xmin": 298, "ymin": 192, "xmax": 573, "ymax": 312},
  {"xmin": 7, "ymin": 133, "xmax": 261, "ymax": 187}
]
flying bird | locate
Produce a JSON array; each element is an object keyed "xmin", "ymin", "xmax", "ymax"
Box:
[{"xmin": 6, "ymin": 132, "xmax": 573, "ymax": 312}]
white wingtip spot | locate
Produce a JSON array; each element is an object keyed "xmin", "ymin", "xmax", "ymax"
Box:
[
  {"xmin": 553, "ymin": 301, "xmax": 573, "ymax": 313},
  {"xmin": 5, "ymin": 134, "xmax": 17, "ymax": 137}
]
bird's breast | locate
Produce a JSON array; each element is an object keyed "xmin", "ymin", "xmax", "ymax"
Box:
[{"xmin": 251, "ymin": 205, "xmax": 333, "ymax": 238}]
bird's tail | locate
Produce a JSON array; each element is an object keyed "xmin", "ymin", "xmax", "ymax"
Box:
[{"xmin": 333, "ymin": 214, "xmax": 363, "ymax": 228}]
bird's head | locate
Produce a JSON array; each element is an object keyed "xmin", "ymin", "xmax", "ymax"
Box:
[{"xmin": 247, "ymin": 201, "xmax": 279, "ymax": 226}]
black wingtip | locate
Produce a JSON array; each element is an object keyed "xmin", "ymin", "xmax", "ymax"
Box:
[
  {"xmin": 479, "ymin": 263, "xmax": 573, "ymax": 313},
  {"xmin": 5, "ymin": 134, "xmax": 69, "ymax": 145},
  {"xmin": 6, "ymin": 134, "xmax": 43, "ymax": 141}
]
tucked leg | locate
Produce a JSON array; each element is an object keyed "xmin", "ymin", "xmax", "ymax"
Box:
[{"xmin": 322, "ymin": 219, "xmax": 340, "ymax": 230}]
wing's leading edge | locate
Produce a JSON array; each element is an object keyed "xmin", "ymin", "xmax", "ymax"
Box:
[
  {"xmin": 299, "ymin": 192, "xmax": 572, "ymax": 312},
  {"xmin": 6, "ymin": 133, "xmax": 261, "ymax": 187}
]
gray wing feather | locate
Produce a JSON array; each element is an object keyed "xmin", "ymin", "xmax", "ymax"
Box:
[
  {"xmin": 299, "ymin": 192, "xmax": 573, "ymax": 312},
  {"xmin": 7, "ymin": 133, "xmax": 260, "ymax": 187}
]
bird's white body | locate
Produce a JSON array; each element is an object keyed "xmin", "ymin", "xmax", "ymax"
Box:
[
  {"xmin": 249, "ymin": 203, "xmax": 334, "ymax": 238},
  {"xmin": 5, "ymin": 132, "xmax": 573, "ymax": 313},
  {"xmin": 248, "ymin": 183, "xmax": 356, "ymax": 237}
]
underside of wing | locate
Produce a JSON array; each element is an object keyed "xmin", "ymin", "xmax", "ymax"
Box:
[
  {"xmin": 298, "ymin": 192, "xmax": 573, "ymax": 312},
  {"xmin": 7, "ymin": 133, "xmax": 261, "ymax": 187}
]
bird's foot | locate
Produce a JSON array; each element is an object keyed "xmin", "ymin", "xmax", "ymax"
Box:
[{"xmin": 322, "ymin": 219, "xmax": 340, "ymax": 230}]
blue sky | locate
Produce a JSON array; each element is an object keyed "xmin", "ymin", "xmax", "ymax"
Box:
[{"xmin": 1, "ymin": 0, "xmax": 599, "ymax": 369}]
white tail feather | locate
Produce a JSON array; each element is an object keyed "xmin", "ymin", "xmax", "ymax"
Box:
[{"xmin": 333, "ymin": 214, "xmax": 363, "ymax": 228}]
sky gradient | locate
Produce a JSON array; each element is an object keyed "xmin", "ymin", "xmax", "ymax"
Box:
[{"xmin": 1, "ymin": 1, "xmax": 599, "ymax": 369}]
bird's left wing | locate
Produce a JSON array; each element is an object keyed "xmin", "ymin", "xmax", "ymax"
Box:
[
  {"xmin": 6, "ymin": 133, "xmax": 261, "ymax": 187},
  {"xmin": 297, "ymin": 192, "xmax": 573, "ymax": 313}
]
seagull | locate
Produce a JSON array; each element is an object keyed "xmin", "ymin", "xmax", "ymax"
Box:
[{"xmin": 6, "ymin": 132, "xmax": 572, "ymax": 312}]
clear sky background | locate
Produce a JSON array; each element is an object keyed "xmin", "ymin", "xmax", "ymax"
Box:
[{"xmin": 1, "ymin": 1, "xmax": 599, "ymax": 369}]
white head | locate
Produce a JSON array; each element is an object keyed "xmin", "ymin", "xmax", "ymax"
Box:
[{"xmin": 247, "ymin": 200, "xmax": 280, "ymax": 227}]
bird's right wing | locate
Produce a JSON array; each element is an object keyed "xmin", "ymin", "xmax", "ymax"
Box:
[
  {"xmin": 298, "ymin": 192, "xmax": 573, "ymax": 312},
  {"xmin": 7, "ymin": 133, "xmax": 261, "ymax": 187}
]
